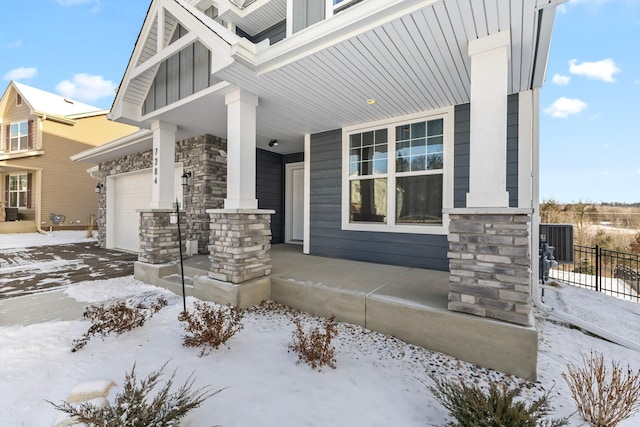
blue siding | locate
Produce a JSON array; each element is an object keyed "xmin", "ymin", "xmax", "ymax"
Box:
[
  {"xmin": 454, "ymin": 104, "xmax": 470, "ymax": 208},
  {"xmin": 309, "ymin": 130, "xmax": 449, "ymax": 271},
  {"xmin": 507, "ymin": 94, "xmax": 519, "ymax": 207},
  {"xmin": 454, "ymin": 94, "xmax": 519, "ymax": 208},
  {"xmin": 256, "ymin": 150, "xmax": 305, "ymax": 244}
]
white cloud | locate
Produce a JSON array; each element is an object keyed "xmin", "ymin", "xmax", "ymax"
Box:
[
  {"xmin": 56, "ymin": 73, "xmax": 116, "ymax": 103},
  {"xmin": 569, "ymin": 58, "xmax": 621, "ymax": 83},
  {"xmin": 544, "ymin": 97, "xmax": 588, "ymax": 118},
  {"xmin": 3, "ymin": 67, "xmax": 38, "ymax": 81},
  {"xmin": 552, "ymin": 73, "xmax": 571, "ymax": 85}
]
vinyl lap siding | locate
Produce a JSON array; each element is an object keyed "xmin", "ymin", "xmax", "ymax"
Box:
[
  {"xmin": 257, "ymin": 149, "xmax": 284, "ymax": 243},
  {"xmin": 506, "ymin": 94, "xmax": 519, "ymax": 207},
  {"xmin": 453, "ymin": 104, "xmax": 470, "ymax": 208},
  {"xmin": 256, "ymin": 150, "xmax": 304, "ymax": 244},
  {"xmin": 309, "ymin": 130, "xmax": 449, "ymax": 271},
  {"xmin": 454, "ymin": 94, "xmax": 519, "ymax": 209}
]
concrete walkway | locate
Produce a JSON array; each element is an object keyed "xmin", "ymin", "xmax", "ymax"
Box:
[{"xmin": 0, "ymin": 289, "xmax": 88, "ymax": 326}]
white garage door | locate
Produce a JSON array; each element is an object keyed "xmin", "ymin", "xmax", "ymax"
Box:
[{"xmin": 109, "ymin": 167, "xmax": 183, "ymax": 252}]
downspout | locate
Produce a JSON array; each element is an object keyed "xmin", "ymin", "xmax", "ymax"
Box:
[
  {"xmin": 529, "ymin": 89, "xmax": 640, "ymax": 352},
  {"xmin": 35, "ymin": 169, "xmax": 48, "ymax": 235}
]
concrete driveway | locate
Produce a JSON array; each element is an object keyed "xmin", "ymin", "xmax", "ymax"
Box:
[{"xmin": 0, "ymin": 243, "xmax": 137, "ymax": 300}]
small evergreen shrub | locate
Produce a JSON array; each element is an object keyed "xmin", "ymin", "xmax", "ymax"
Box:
[
  {"xmin": 178, "ymin": 302, "xmax": 244, "ymax": 356},
  {"xmin": 48, "ymin": 362, "xmax": 222, "ymax": 426},
  {"xmin": 429, "ymin": 375, "xmax": 569, "ymax": 427},
  {"xmin": 562, "ymin": 351, "xmax": 640, "ymax": 427},
  {"xmin": 72, "ymin": 297, "xmax": 167, "ymax": 352},
  {"xmin": 288, "ymin": 315, "xmax": 337, "ymax": 370}
]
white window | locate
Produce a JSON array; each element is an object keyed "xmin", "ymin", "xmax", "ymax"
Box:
[
  {"xmin": 332, "ymin": 0, "xmax": 359, "ymax": 12},
  {"xmin": 342, "ymin": 108, "xmax": 453, "ymax": 235},
  {"xmin": 8, "ymin": 174, "xmax": 28, "ymax": 208},
  {"xmin": 10, "ymin": 121, "xmax": 29, "ymax": 152}
]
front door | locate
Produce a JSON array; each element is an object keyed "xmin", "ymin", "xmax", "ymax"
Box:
[{"xmin": 285, "ymin": 162, "xmax": 304, "ymax": 244}]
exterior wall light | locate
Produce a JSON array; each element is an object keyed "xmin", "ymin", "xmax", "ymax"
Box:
[
  {"xmin": 95, "ymin": 182, "xmax": 104, "ymax": 193},
  {"xmin": 181, "ymin": 171, "xmax": 192, "ymax": 186}
]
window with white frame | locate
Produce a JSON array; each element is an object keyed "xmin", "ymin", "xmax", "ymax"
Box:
[
  {"xmin": 10, "ymin": 121, "xmax": 29, "ymax": 152},
  {"xmin": 343, "ymin": 109, "xmax": 452, "ymax": 234},
  {"xmin": 8, "ymin": 174, "xmax": 28, "ymax": 208},
  {"xmin": 332, "ymin": 0, "xmax": 359, "ymax": 12}
]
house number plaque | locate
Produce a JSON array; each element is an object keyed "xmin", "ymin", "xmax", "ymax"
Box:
[{"xmin": 154, "ymin": 147, "xmax": 158, "ymax": 184}]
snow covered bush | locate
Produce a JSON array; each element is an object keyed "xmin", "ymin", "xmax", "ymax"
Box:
[
  {"xmin": 563, "ymin": 351, "xmax": 640, "ymax": 427},
  {"xmin": 48, "ymin": 362, "xmax": 222, "ymax": 426},
  {"xmin": 178, "ymin": 302, "xmax": 244, "ymax": 356},
  {"xmin": 72, "ymin": 297, "xmax": 167, "ymax": 352},
  {"xmin": 429, "ymin": 375, "xmax": 569, "ymax": 426},
  {"xmin": 288, "ymin": 315, "xmax": 337, "ymax": 370}
]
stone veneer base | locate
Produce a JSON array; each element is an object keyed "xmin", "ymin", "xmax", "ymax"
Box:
[
  {"xmin": 207, "ymin": 208, "xmax": 275, "ymax": 284},
  {"xmin": 445, "ymin": 208, "xmax": 534, "ymax": 327}
]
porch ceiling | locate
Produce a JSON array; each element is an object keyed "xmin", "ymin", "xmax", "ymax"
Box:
[{"xmin": 113, "ymin": 0, "xmax": 561, "ymax": 156}]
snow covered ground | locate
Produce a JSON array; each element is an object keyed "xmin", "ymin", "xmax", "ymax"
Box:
[{"xmin": 1, "ymin": 232, "xmax": 639, "ymax": 426}]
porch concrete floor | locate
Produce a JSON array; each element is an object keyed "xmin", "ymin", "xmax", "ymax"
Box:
[{"xmin": 161, "ymin": 244, "xmax": 538, "ymax": 380}]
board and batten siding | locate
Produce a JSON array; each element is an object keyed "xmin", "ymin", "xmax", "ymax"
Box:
[
  {"xmin": 454, "ymin": 94, "xmax": 519, "ymax": 209},
  {"xmin": 309, "ymin": 130, "xmax": 449, "ymax": 271},
  {"xmin": 256, "ymin": 149, "xmax": 304, "ymax": 244}
]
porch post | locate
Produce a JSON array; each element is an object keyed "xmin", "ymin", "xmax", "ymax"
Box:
[
  {"xmin": 137, "ymin": 120, "xmax": 180, "ymax": 265},
  {"xmin": 466, "ymin": 31, "xmax": 510, "ymax": 208},
  {"xmin": 150, "ymin": 120, "xmax": 177, "ymax": 209},
  {"xmin": 446, "ymin": 31, "xmax": 535, "ymax": 328},
  {"xmin": 224, "ymin": 89, "xmax": 259, "ymax": 210}
]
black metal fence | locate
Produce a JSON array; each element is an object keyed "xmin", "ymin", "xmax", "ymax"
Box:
[{"xmin": 549, "ymin": 245, "xmax": 640, "ymax": 302}]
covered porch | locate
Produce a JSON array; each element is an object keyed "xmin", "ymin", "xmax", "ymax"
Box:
[{"xmin": 137, "ymin": 244, "xmax": 538, "ymax": 380}]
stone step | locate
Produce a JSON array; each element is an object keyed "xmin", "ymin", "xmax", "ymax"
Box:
[{"xmin": 157, "ymin": 274, "xmax": 194, "ymax": 295}]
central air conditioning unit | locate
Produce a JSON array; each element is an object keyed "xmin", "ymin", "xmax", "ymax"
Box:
[
  {"xmin": 539, "ymin": 224, "xmax": 574, "ymax": 283},
  {"xmin": 540, "ymin": 224, "xmax": 574, "ymax": 263},
  {"xmin": 50, "ymin": 213, "xmax": 65, "ymax": 225}
]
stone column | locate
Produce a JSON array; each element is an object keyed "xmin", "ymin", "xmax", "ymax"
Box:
[
  {"xmin": 138, "ymin": 209, "xmax": 181, "ymax": 264},
  {"xmin": 0, "ymin": 201, "xmax": 5, "ymax": 222},
  {"xmin": 446, "ymin": 208, "xmax": 533, "ymax": 326},
  {"xmin": 207, "ymin": 209, "xmax": 275, "ymax": 284}
]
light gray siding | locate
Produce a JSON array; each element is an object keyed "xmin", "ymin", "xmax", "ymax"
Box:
[{"xmin": 309, "ymin": 130, "xmax": 449, "ymax": 271}]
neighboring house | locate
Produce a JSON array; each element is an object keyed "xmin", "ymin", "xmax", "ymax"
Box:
[
  {"xmin": 74, "ymin": 0, "xmax": 564, "ymax": 377},
  {"xmin": 0, "ymin": 81, "xmax": 138, "ymax": 233}
]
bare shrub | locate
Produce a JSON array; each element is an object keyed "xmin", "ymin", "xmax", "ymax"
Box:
[
  {"xmin": 429, "ymin": 375, "xmax": 569, "ymax": 426},
  {"xmin": 288, "ymin": 315, "xmax": 337, "ymax": 370},
  {"xmin": 178, "ymin": 302, "xmax": 244, "ymax": 356},
  {"xmin": 562, "ymin": 351, "xmax": 640, "ymax": 427},
  {"xmin": 48, "ymin": 362, "xmax": 222, "ymax": 426},
  {"xmin": 72, "ymin": 297, "xmax": 167, "ymax": 352}
]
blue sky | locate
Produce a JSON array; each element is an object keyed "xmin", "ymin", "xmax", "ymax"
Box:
[{"xmin": 1, "ymin": 0, "xmax": 638, "ymax": 203}]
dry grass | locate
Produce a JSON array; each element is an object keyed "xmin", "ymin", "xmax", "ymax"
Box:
[
  {"xmin": 72, "ymin": 297, "xmax": 167, "ymax": 352},
  {"xmin": 178, "ymin": 302, "xmax": 244, "ymax": 356},
  {"xmin": 288, "ymin": 315, "xmax": 337, "ymax": 370},
  {"xmin": 562, "ymin": 352, "xmax": 640, "ymax": 427}
]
